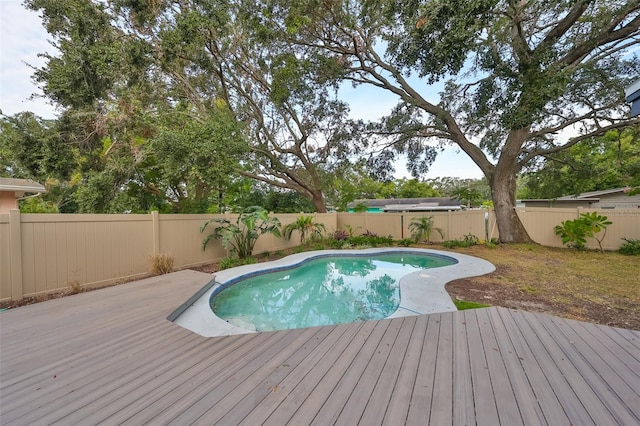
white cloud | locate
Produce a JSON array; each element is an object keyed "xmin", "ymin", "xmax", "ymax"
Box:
[{"xmin": 0, "ymin": 0, "xmax": 57, "ymax": 118}]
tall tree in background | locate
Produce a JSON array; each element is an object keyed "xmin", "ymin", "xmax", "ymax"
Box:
[
  {"xmin": 265, "ymin": 0, "xmax": 640, "ymax": 242},
  {"xmin": 0, "ymin": 112, "xmax": 79, "ymax": 211},
  {"xmin": 107, "ymin": 0, "xmax": 361, "ymax": 212},
  {"xmin": 521, "ymin": 126, "xmax": 640, "ymax": 198},
  {"xmin": 18, "ymin": 0, "xmax": 249, "ymax": 213}
]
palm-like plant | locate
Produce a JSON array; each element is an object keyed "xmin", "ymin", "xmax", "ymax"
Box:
[
  {"xmin": 283, "ymin": 215, "xmax": 326, "ymax": 245},
  {"xmin": 201, "ymin": 206, "xmax": 281, "ymax": 258},
  {"xmin": 409, "ymin": 216, "xmax": 445, "ymax": 244}
]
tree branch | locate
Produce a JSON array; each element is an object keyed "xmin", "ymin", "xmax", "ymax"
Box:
[{"xmin": 519, "ymin": 117, "xmax": 640, "ymax": 165}]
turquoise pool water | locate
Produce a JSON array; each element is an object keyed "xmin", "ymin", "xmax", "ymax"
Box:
[{"xmin": 210, "ymin": 253, "xmax": 455, "ymax": 332}]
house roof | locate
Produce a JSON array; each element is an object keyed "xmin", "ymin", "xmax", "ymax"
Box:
[
  {"xmin": 382, "ymin": 204, "xmax": 462, "ymax": 212},
  {"xmin": 347, "ymin": 197, "xmax": 460, "ymax": 209},
  {"xmin": 625, "ymin": 78, "xmax": 640, "ymax": 99},
  {"xmin": 626, "ymin": 78, "xmax": 640, "ymax": 117},
  {"xmin": 556, "ymin": 187, "xmax": 631, "ymax": 200},
  {"xmin": 0, "ymin": 178, "xmax": 46, "ymax": 194},
  {"xmin": 521, "ymin": 187, "xmax": 632, "ymax": 203}
]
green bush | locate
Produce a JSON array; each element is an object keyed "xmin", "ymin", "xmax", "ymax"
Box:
[
  {"xmin": 201, "ymin": 206, "xmax": 281, "ymax": 258},
  {"xmin": 409, "ymin": 216, "xmax": 444, "ymax": 244},
  {"xmin": 619, "ymin": 238, "xmax": 640, "ymax": 256},
  {"xmin": 218, "ymin": 256, "xmax": 257, "ymax": 270},
  {"xmin": 397, "ymin": 238, "xmax": 414, "ymax": 247},
  {"xmin": 442, "ymin": 234, "xmax": 479, "ymax": 248},
  {"xmin": 327, "ymin": 231, "xmax": 393, "ymax": 249},
  {"xmin": 554, "ymin": 212, "xmax": 612, "ymax": 252},
  {"xmin": 283, "ymin": 215, "xmax": 326, "ymax": 244},
  {"xmin": 218, "ymin": 257, "xmax": 240, "ymax": 270}
]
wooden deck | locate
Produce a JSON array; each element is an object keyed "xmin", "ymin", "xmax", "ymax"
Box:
[{"xmin": 1, "ymin": 270, "xmax": 639, "ymax": 425}]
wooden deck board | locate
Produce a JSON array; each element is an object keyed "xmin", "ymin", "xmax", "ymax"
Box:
[
  {"xmin": 359, "ymin": 315, "xmax": 416, "ymax": 425},
  {"xmin": 2, "ymin": 270, "xmax": 640, "ymax": 425},
  {"xmin": 214, "ymin": 325, "xmax": 338, "ymax": 425},
  {"xmin": 494, "ymin": 308, "xmax": 567, "ymax": 425},
  {"xmin": 405, "ymin": 313, "xmax": 441, "ymax": 425},
  {"xmin": 540, "ymin": 313, "xmax": 640, "ymax": 424},
  {"xmin": 334, "ymin": 318, "xmax": 405, "ymax": 425},
  {"xmin": 452, "ymin": 312, "xmax": 474, "ymax": 426},
  {"xmin": 239, "ymin": 322, "xmax": 359, "ymax": 425},
  {"xmin": 381, "ymin": 314, "xmax": 428, "ymax": 426},
  {"xmin": 130, "ymin": 330, "xmax": 295, "ymax": 424},
  {"xmin": 476, "ymin": 308, "xmax": 524, "ymax": 425},
  {"xmin": 465, "ymin": 309, "xmax": 501, "ymax": 426},
  {"xmin": 534, "ymin": 310, "xmax": 636, "ymax": 424},
  {"xmin": 306, "ymin": 320, "xmax": 391, "ymax": 425},
  {"xmin": 428, "ymin": 312, "xmax": 455, "ymax": 425}
]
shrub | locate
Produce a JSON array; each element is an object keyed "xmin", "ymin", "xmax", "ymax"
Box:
[
  {"xmin": 218, "ymin": 257, "xmax": 240, "ymax": 270},
  {"xmin": 328, "ymin": 231, "xmax": 393, "ymax": 248},
  {"xmin": 409, "ymin": 216, "xmax": 445, "ymax": 244},
  {"xmin": 397, "ymin": 238, "xmax": 414, "ymax": 247},
  {"xmin": 149, "ymin": 253, "xmax": 174, "ymax": 275},
  {"xmin": 349, "ymin": 234, "xmax": 393, "ymax": 247},
  {"xmin": 201, "ymin": 206, "xmax": 281, "ymax": 259},
  {"xmin": 218, "ymin": 256, "xmax": 257, "ymax": 270},
  {"xmin": 283, "ymin": 215, "xmax": 326, "ymax": 244},
  {"xmin": 332, "ymin": 229, "xmax": 349, "ymax": 241},
  {"xmin": 68, "ymin": 280, "xmax": 83, "ymax": 294},
  {"xmin": 554, "ymin": 212, "xmax": 612, "ymax": 252},
  {"xmin": 619, "ymin": 238, "xmax": 640, "ymax": 256},
  {"xmin": 441, "ymin": 234, "xmax": 479, "ymax": 248}
]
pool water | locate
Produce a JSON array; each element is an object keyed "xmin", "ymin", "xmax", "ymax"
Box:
[{"xmin": 210, "ymin": 253, "xmax": 455, "ymax": 332}]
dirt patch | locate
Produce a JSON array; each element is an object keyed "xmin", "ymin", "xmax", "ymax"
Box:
[{"xmin": 445, "ymin": 244, "xmax": 640, "ymax": 330}]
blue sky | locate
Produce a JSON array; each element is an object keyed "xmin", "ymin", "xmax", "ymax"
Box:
[{"xmin": 0, "ymin": 0, "xmax": 484, "ymax": 180}]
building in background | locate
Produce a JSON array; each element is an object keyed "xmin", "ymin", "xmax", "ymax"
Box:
[
  {"xmin": 347, "ymin": 197, "xmax": 461, "ymax": 213},
  {"xmin": 0, "ymin": 178, "xmax": 46, "ymax": 213},
  {"xmin": 521, "ymin": 187, "xmax": 640, "ymax": 209}
]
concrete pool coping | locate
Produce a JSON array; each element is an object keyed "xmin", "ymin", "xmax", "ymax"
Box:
[{"xmin": 171, "ymin": 248, "xmax": 495, "ymax": 337}]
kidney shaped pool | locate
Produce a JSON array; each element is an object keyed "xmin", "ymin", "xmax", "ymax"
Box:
[
  {"xmin": 170, "ymin": 248, "xmax": 495, "ymax": 337},
  {"xmin": 211, "ymin": 253, "xmax": 456, "ymax": 332}
]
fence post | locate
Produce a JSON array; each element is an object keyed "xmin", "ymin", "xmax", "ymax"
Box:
[
  {"xmin": 151, "ymin": 211, "xmax": 160, "ymax": 255},
  {"xmin": 8, "ymin": 209, "xmax": 23, "ymax": 301}
]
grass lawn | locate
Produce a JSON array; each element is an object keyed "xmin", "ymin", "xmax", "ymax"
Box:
[{"xmin": 442, "ymin": 243, "xmax": 639, "ymax": 330}]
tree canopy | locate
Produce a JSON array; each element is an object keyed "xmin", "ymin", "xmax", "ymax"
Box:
[
  {"xmin": 3, "ymin": 0, "xmax": 639, "ymax": 232},
  {"xmin": 259, "ymin": 0, "xmax": 640, "ymax": 241},
  {"xmin": 520, "ymin": 127, "xmax": 640, "ymax": 199}
]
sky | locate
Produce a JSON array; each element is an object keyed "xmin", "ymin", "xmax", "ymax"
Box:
[{"xmin": 0, "ymin": 0, "xmax": 485, "ymax": 180}]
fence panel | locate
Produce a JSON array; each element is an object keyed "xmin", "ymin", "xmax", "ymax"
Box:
[
  {"xmin": 159, "ymin": 214, "xmax": 224, "ymax": 268},
  {"xmin": 336, "ymin": 211, "xmax": 488, "ymax": 242},
  {"xmin": 0, "ymin": 214, "xmax": 10, "ymax": 300},
  {"xmin": 18, "ymin": 214, "xmax": 153, "ymax": 298},
  {"xmin": 1, "ymin": 208, "xmax": 637, "ymax": 302},
  {"xmin": 517, "ymin": 207, "xmax": 640, "ymax": 250}
]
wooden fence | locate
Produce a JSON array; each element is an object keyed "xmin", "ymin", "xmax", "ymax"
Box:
[{"xmin": 1, "ymin": 208, "xmax": 638, "ymax": 301}]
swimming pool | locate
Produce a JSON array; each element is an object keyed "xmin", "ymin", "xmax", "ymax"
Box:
[
  {"xmin": 211, "ymin": 253, "xmax": 456, "ymax": 332},
  {"xmin": 171, "ymin": 248, "xmax": 495, "ymax": 337}
]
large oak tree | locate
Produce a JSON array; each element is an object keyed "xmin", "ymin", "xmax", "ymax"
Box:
[{"xmin": 262, "ymin": 0, "xmax": 640, "ymax": 241}]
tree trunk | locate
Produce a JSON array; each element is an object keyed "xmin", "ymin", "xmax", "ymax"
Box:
[
  {"xmin": 311, "ymin": 190, "xmax": 327, "ymax": 213},
  {"xmin": 490, "ymin": 167, "xmax": 532, "ymax": 243}
]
